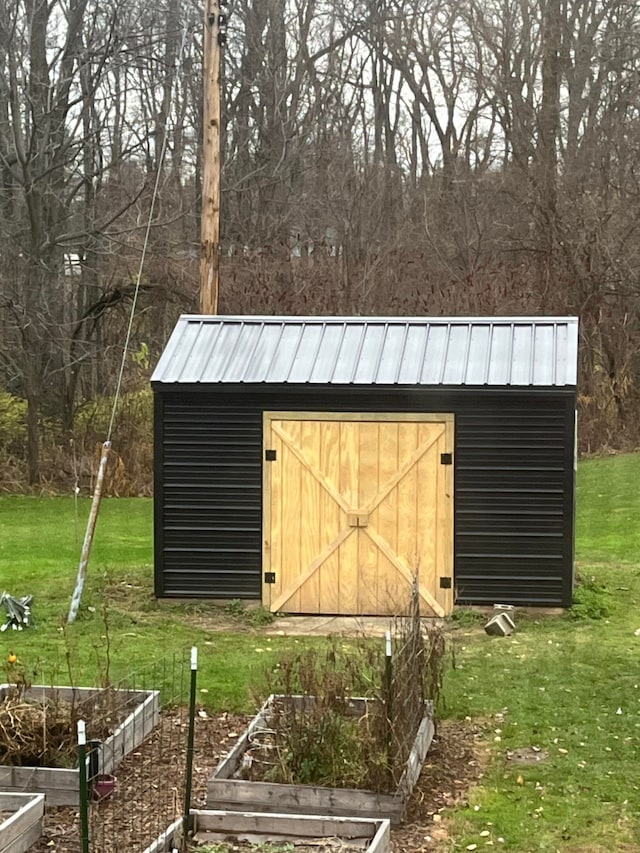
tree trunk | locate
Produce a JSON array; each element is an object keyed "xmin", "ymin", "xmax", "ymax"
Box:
[
  {"xmin": 537, "ymin": 0, "xmax": 562, "ymax": 298},
  {"xmin": 23, "ymin": 349, "xmax": 42, "ymax": 485}
]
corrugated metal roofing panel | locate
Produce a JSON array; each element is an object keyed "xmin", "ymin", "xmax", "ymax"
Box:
[
  {"xmin": 286, "ymin": 324, "xmax": 324, "ymax": 382},
  {"xmin": 159, "ymin": 316, "xmax": 203, "ymax": 382},
  {"xmin": 243, "ymin": 323, "xmax": 283, "ymax": 382},
  {"xmin": 219, "ymin": 322, "xmax": 263, "ymax": 382},
  {"xmin": 332, "ymin": 323, "xmax": 367, "ymax": 383},
  {"xmin": 352, "ymin": 324, "xmax": 386, "ymax": 383},
  {"xmin": 487, "ymin": 324, "xmax": 512, "ymax": 385},
  {"xmin": 509, "ymin": 325, "xmax": 532, "ymax": 385},
  {"xmin": 420, "ymin": 324, "xmax": 446, "ymax": 384},
  {"xmin": 265, "ymin": 323, "xmax": 304, "ymax": 382},
  {"xmin": 151, "ymin": 316, "xmax": 579, "ymax": 387},
  {"xmin": 396, "ymin": 325, "xmax": 428, "ymax": 384},
  {"xmin": 532, "ymin": 323, "xmax": 554, "ymax": 386},
  {"xmin": 309, "ymin": 323, "xmax": 345, "ymax": 383},
  {"xmin": 195, "ymin": 322, "xmax": 240, "ymax": 382},
  {"xmin": 464, "ymin": 324, "xmax": 490, "ymax": 384},
  {"xmin": 441, "ymin": 323, "xmax": 470, "ymax": 384},
  {"xmin": 376, "ymin": 324, "xmax": 410, "ymax": 383}
]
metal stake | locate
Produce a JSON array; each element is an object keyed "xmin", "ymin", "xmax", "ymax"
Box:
[
  {"xmin": 182, "ymin": 647, "xmax": 198, "ymax": 849},
  {"xmin": 385, "ymin": 630, "xmax": 393, "ymax": 778},
  {"xmin": 77, "ymin": 720, "xmax": 90, "ymax": 853}
]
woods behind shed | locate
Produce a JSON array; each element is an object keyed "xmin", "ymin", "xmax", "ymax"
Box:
[{"xmin": 151, "ymin": 316, "xmax": 578, "ymax": 616}]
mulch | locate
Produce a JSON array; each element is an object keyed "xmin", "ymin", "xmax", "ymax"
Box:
[
  {"xmin": 26, "ymin": 713, "xmax": 486, "ymax": 853},
  {"xmin": 392, "ymin": 719, "xmax": 487, "ymax": 851}
]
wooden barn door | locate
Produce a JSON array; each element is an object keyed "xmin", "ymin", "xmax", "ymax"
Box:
[{"xmin": 263, "ymin": 413, "xmax": 454, "ymax": 616}]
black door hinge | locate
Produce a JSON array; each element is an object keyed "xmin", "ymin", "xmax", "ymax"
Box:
[
  {"xmin": 440, "ymin": 452, "xmax": 452, "ymax": 465},
  {"xmin": 440, "ymin": 577, "xmax": 452, "ymax": 589},
  {"xmin": 264, "ymin": 572, "xmax": 276, "ymax": 584},
  {"xmin": 265, "ymin": 449, "xmax": 277, "ymax": 461}
]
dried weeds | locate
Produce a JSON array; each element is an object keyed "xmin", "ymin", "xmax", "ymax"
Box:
[{"xmin": 0, "ymin": 686, "xmax": 136, "ymax": 768}]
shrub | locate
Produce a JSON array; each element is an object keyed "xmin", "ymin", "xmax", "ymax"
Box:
[
  {"xmin": 0, "ymin": 389, "xmax": 153, "ymax": 495},
  {"xmin": 450, "ymin": 607, "xmax": 484, "ymax": 627},
  {"xmin": 569, "ymin": 575, "xmax": 612, "ymax": 620},
  {"xmin": 224, "ymin": 599, "xmax": 247, "ymax": 617},
  {"xmin": 0, "ymin": 393, "xmax": 27, "ymax": 452},
  {"xmin": 248, "ymin": 606, "xmax": 275, "ymax": 627},
  {"xmin": 71, "ymin": 389, "xmax": 153, "ymax": 496}
]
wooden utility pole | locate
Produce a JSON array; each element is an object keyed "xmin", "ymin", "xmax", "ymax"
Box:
[{"xmin": 200, "ymin": 0, "xmax": 225, "ymax": 314}]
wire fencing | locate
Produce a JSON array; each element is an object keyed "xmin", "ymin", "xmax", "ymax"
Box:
[
  {"xmin": 382, "ymin": 583, "xmax": 445, "ymax": 787},
  {"xmin": 82, "ymin": 650, "xmax": 196, "ymax": 853},
  {"xmin": 0, "ymin": 651, "xmax": 200, "ymax": 853}
]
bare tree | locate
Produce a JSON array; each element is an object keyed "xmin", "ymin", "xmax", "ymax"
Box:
[
  {"xmin": 4, "ymin": 0, "xmax": 640, "ymax": 488},
  {"xmin": 0, "ymin": 0, "xmax": 196, "ymax": 481}
]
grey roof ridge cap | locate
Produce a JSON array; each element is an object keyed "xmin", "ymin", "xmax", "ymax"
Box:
[
  {"xmin": 151, "ymin": 378, "xmax": 577, "ymax": 388},
  {"xmin": 177, "ymin": 313, "xmax": 579, "ymax": 324}
]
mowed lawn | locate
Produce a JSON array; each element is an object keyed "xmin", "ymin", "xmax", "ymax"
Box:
[
  {"xmin": 443, "ymin": 453, "xmax": 640, "ymax": 851},
  {"xmin": 0, "ymin": 496, "xmax": 291, "ymax": 709},
  {"xmin": 1, "ymin": 453, "xmax": 640, "ymax": 850}
]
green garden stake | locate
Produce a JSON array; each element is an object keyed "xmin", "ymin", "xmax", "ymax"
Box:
[
  {"xmin": 182, "ymin": 646, "xmax": 198, "ymax": 849},
  {"xmin": 77, "ymin": 720, "xmax": 90, "ymax": 853},
  {"xmin": 385, "ymin": 630, "xmax": 393, "ymax": 778}
]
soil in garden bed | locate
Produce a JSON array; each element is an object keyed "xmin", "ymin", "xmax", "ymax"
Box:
[
  {"xmin": 28, "ymin": 716, "xmax": 485, "ymax": 853},
  {"xmin": 191, "ymin": 840, "xmax": 370, "ymax": 852},
  {"xmin": 29, "ymin": 711, "xmax": 251, "ymax": 853},
  {"xmin": 0, "ymin": 686, "xmax": 141, "ymax": 768}
]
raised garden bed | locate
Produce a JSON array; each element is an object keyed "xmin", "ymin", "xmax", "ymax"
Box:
[
  {"xmin": 143, "ymin": 809, "xmax": 390, "ymax": 853},
  {"xmin": 206, "ymin": 695, "xmax": 434, "ymax": 824},
  {"xmin": 0, "ymin": 793, "xmax": 44, "ymax": 853},
  {"xmin": 0, "ymin": 685, "xmax": 160, "ymax": 806}
]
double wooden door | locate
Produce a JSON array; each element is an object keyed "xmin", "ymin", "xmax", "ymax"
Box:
[{"xmin": 263, "ymin": 413, "xmax": 454, "ymax": 616}]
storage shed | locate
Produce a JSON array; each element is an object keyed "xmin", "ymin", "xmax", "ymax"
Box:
[{"xmin": 151, "ymin": 315, "xmax": 578, "ymax": 616}]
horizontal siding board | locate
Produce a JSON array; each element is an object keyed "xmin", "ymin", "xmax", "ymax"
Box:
[
  {"xmin": 458, "ymin": 511, "xmax": 563, "ymax": 541},
  {"xmin": 164, "ymin": 509, "xmax": 259, "ymax": 522},
  {"xmin": 457, "ymin": 541, "xmax": 564, "ymax": 557},
  {"xmin": 457, "ymin": 472, "xmax": 564, "ymax": 491},
  {"xmin": 456, "ymin": 583, "xmax": 564, "ymax": 605},
  {"xmin": 456, "ymin": 558, "xmax": 565, "ymax": 571},
  {"xmin": 459, "ymin": 519, "xmax": 563, "ymax": 535},
  {"xmin": 164, "ymin": 562, "xmax": 260, "ymax": 577},
  {"xmin": 154, "ymin": 386, "xmax": 575, "ymax": 606},
  {"xmin": 457, "ymin": 501, "xmax": 565, "ymax": 519},
  {"xmin": 163, "ymin": 472, "xmax": 259, "ymax": 486},
  {"xmin": 457, "ymin": 452, "xmax": 566, "ymax": 466}
]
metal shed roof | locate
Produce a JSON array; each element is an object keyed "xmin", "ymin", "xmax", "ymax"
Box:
[{"xmin": 151, "ymin": 315, "xmax": 578, "ymax": 387}]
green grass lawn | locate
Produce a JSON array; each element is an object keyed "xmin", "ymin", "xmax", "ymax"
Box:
[
  {"xmin": 441, "ymin": 453, "xmax": 640, "ymax": 851},
  {"xmin": 0, "ymin": 495, "xmax": 298, "ymax": 710},
  {"xmin": 1, "ymin": 454, "xmax": 640, "ymax": 851},
  {"xmin": 576, "ymin": 451, "xmax": 640, "ymax": 563}
]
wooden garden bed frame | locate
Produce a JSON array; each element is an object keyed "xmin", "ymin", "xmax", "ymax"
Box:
[
  {"xmin": 207, "ymin": 695, "xmax": 434, "ymax": 824},
  {"xmin": 0, "ymin": 793, "xmax": 45, "ymax": 853},
  {"xmin": 143, "ymin": 809, "xmax": 390, "ymax": 853},
  {"xmin": 0, "ymin": 685, "xmax": 160, "ymax": 806}
]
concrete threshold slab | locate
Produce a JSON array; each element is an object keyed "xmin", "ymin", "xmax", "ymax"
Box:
[{"xmin": 266, "ymin": 615, "xmax": 443, "ymax": 638}]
